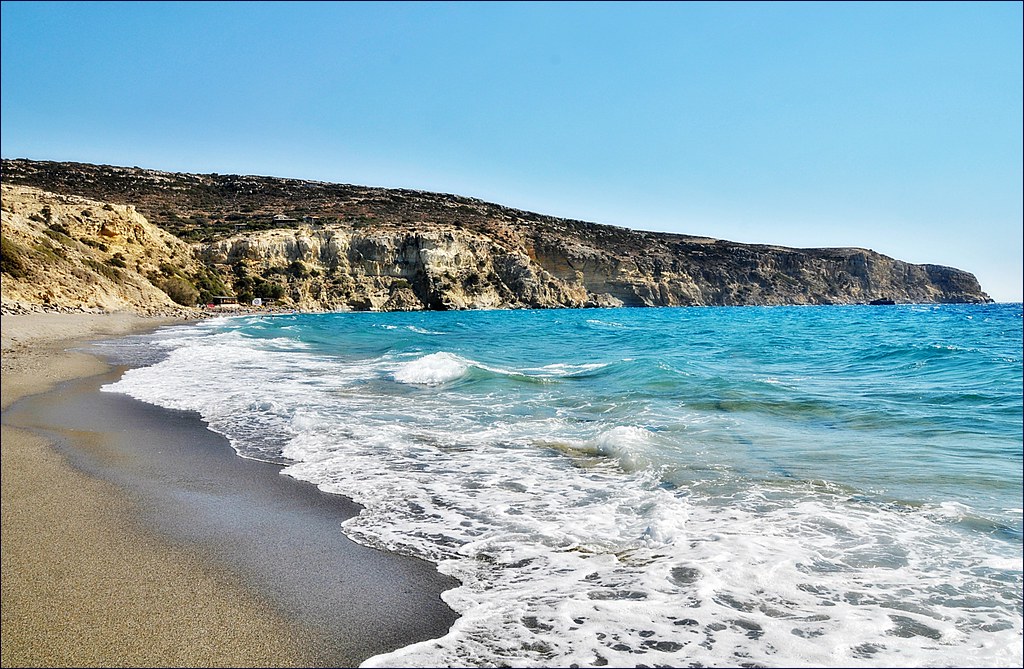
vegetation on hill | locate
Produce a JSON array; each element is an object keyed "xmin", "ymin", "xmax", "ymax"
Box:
[{"xmin": 1, "ymin": 158, "xmax": 613, "ymax": 246}]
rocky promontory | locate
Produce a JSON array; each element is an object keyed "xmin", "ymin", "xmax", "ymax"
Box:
[{"xmin": 1, "ymin": 159, "xmax": 991, "ymax": 313}]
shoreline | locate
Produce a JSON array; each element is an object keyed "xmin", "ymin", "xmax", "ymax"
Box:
[{"xmin": 1, "ymin": 313, "xmax": 457, "ymax": 667}]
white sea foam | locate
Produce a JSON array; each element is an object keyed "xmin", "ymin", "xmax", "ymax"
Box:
[
  {"xmin": 407, "ymin": 325, "xmax": 445, "ymax": 335},
  {"xmin": 102, "ymin": 313, "xmax": 1024, "ymax": 669},
  {"xmin": 523, "ymin": 362, "xmax": 611, "ymax": 377},
  {"xmin": 574, "ymin": 425, "xmax": 657, "ymax": 472},
  {"xmin": 392, "ymin": 352, "xmax": 469, "ymax": 385}
]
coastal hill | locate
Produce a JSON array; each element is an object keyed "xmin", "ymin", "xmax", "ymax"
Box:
[
  {"xmin": 1, "ymin": 158, "xmax": 990, "ymax": 313},
  {"xmin": 1, "ymin": 184, "xmax": 214, "ymax": 315}
]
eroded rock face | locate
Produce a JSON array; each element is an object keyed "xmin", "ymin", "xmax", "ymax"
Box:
[
  {"xmin": 1, "ymin": 184, "xmax": 202, "ymax": 315},
  {"xmin": 199, "ymin": 227, "xmax": 585, "ymax": 311},
  {"xmin": 195, "ymin": 223, "xmax": 989, "ymax": 312}
]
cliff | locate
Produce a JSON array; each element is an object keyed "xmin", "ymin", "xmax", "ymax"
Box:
[
  {"xmin": 0, "ymin": 184, "xmax": 209, "ymax": 315},
  {"xmin": 1, "ymin": 159, "xmax": 991, "ymax": 313}
]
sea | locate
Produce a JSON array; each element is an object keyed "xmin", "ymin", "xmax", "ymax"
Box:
[{"xmin": 101, "ymin": 303, "xmax": 1022, "ymax": 667}]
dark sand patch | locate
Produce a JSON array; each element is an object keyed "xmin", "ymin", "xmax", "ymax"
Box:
[{"xmin": 8, "ymin": 365, "xmax": 459, "ymax": 664}]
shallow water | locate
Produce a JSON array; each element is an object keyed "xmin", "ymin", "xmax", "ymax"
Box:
[{"xmin": 102, "ymin": 304, "xmax": 1023, "ymax": 667}]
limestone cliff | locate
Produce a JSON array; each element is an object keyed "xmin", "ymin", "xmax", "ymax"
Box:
[
  {"xmin": 1, "ymin": 159, "xmax": 991, "ymax": 313},
  {"xmin": 198, "ymin": 223, "xmax": 988, "ymax": 312},
  {"xmin": 199, "ymin": 225, "xmax": 592, "ymax": 312}
]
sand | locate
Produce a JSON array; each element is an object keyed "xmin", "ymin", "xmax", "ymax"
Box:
[{"xmin": 1, "ymin": 313, "xmax": 457, "ymax": 667}]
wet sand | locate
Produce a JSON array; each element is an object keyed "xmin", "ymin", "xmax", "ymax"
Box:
[{"xmin": 1, "ymin": 313, "xmax": 457, "ymax": 667}]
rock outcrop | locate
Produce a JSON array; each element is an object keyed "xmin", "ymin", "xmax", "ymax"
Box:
[
  {"xmin": 0, "ymin": 185, "xmax": 207, "ymax": 315},
  {"xmin": 1, "ymin": 159, "xmax": 992, "ymax": 313}
]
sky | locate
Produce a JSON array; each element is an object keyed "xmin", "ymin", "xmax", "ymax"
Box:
[{"xmin": 2, "ymin": 1, "xmax": 1021, "ymax": 302}]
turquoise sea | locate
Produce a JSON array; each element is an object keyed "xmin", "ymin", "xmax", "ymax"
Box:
[{"xmin": 104, "ymin": 304, "xmax": 1022, "ymax": 667}]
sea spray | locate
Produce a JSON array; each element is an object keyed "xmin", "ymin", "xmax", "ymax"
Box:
[{"xmin": 393, "ymin": 352, "xmax": 470, "ymax": 385}]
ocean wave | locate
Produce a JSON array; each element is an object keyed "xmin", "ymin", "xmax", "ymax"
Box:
[
  {"xmin": 407, "ymin": 325, "xmax": 446, "ymax": 335},
  {"xmin": 393, "ymin": 352, "xmax": 470, "ymax": 385},
  {"xmin": 571, "ymin": 425, "xmax": 658, "ymax": 472},
  {"xmin": 390, "ymin": 352, "xmax": 615, "ymax": 387},
  {"xmin": 585, "ymin": 318, "xmax": 626, "ymax": 328},
  {"xmin": 521, "ymin": 362, "xmax": 612, "ymax": 378}
]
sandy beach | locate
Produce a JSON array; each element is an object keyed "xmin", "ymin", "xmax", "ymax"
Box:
[{"xmin": 1, "ymin": 313, "xmax": 457, "ymax": 667}]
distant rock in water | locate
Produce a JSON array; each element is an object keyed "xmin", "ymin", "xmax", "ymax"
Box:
[{"xmin": 1, "ymin": 158, "xmax": 992, "ymax": 313}]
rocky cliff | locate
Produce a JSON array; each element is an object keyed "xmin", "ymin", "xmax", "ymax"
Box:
[
  {"xmin": 1, "ymin": 159, "xmax": 991, "ymax": 313},
  {"xmin": 1, "ymin": 184, "xmax": 210, "ymax": 315}
]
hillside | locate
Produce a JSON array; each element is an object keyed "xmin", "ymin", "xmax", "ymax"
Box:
[
  {"xmin": 1, "ymin": 159, "xmax": 991, "ymax": 313},
  {"xmin": 0, "ymin": 184, "xmax": 215, "ymax": 315}
]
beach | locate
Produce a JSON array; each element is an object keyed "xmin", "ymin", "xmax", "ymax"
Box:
[
  {"xmin": 4, "ymin": 307, "xmax": 1020, "ymax": 668},
  {"xmin": 0, "ymin": 313, "xmax": 458, "ymax": 668}
]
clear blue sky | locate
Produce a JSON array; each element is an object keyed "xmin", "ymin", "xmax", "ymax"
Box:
[{"xmin": 2, "ymin": 1, "xmax": 1021, "ymax": 301}]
